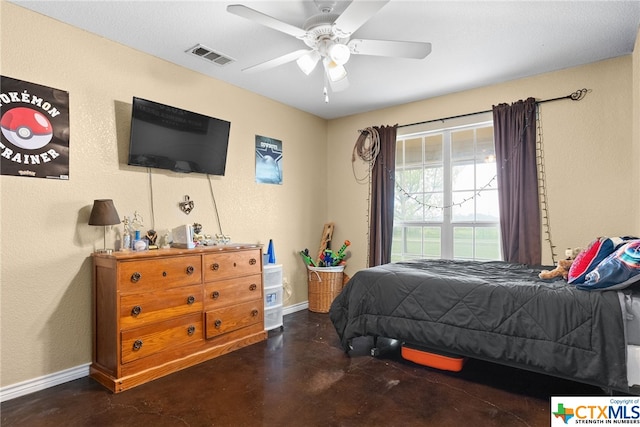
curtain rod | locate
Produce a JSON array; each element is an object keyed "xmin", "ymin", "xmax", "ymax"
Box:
[{"xmin": 398, "ymin": 88, "xmax": 590, "ymax": 129}]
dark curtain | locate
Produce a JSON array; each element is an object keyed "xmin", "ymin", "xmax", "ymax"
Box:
[
  {"xmin": 492, "ymin": 97, "xmax": 541, "ymax": 265},
  {"xmin": 368, "ymin": 125, "xmax": 397, "ymax": 267}
]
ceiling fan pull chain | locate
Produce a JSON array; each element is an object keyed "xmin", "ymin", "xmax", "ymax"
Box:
[{"xmin": 323, "ymin": 72, "xmax": 329, "ymax": 103}]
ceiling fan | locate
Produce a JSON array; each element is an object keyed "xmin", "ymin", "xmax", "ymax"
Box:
[{"xmin": 227, "ymin": 0, "xmax": 432, "ymax": 102}]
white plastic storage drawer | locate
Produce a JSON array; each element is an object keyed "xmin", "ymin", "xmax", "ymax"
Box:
[
  {"xmin": 265, "ymin": 306, "xmax": 283, "ymax": 330},
  {"xmin": 263, "ymin": 264, "xmax": 283, "ymax": 287},
  {"xmin": 264, "ymin": 286, "xmax": 283, "ymax": 308}
]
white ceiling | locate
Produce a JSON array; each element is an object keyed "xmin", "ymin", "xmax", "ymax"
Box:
[{"xmin": 10, "ymin": 0, "xmax": 640, "ymax": 119}]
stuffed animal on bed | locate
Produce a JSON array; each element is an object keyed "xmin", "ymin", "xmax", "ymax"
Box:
[{"xmin": 539, "ymin": 259, "xmax": 574, "ymax": 280}]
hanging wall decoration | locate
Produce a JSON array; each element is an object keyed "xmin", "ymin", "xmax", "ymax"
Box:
[
  {"xmin": 255, "ymin": 135, "xmax": 282, "ymax": 185},
  {"xmin": 179, "ymin": 195, "xmax": 194, "ymax": 214},
  {"xmin": 0, "ymin": 76, "xmax": 70, "ymax": 179}
]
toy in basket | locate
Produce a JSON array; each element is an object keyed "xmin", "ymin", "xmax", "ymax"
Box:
[{"xmin": 300, "ymin": 240, "xmax": 350, "ymax": 267}]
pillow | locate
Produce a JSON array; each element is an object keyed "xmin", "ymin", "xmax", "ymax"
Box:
[
  {"xmin": 568, "ymin": 237, "xmax": 627, "ymax": 284},
  {"xmin": 577, "ymin": 240, "xmax": 640, "ymax": 291}
]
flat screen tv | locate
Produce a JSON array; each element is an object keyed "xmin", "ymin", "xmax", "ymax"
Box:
[{"xmin": 127, "ymin": 97, "xmax": 230, "ymax": 175}]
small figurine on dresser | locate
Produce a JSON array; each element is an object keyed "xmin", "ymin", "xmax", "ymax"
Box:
[
  {"xmin": 122, "ymin": 216, "xmax": 131, "ymax": 251},
  {"xmin": 193, "ymin": 223, "xmax": 203, "ymax": 246},
  {"xmin": 131, "ymin": 211, "xmax": 147, "ymax": 251},
  {"xmin": 131, "ymin": 211, "xmax": 144, "ymax": 232},
  {"xmin": 161, "ymin": 231, "xmax": 170, "ymax": 249},
  {"xmin": 146, "ymin": 230, "xmax": 158, "ymax": 249}
]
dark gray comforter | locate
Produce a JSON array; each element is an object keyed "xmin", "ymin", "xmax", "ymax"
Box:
[{"xmin": 329, "ymin": 260, "xmax": 629, "ymax": 391}]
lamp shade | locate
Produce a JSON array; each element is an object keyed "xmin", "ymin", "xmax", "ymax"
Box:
[{"xmin": 89, "ymin": 199, "xmax": 121, "ymax": 226}]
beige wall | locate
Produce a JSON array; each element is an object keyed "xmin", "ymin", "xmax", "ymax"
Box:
[
  {"xmin": 634, "ymin": 28, "xmax": 640, "ymax": 232},
  {"xmin": 0, "ymin": 2, "xmax": 328, "ymax": 387},
  {"xmin": 1, "ymin": 1, "xmax": 638, "ymax": 391},
  {"xmin": 328, "ymin": 56, "xmax": 637, "ymax": 271}
]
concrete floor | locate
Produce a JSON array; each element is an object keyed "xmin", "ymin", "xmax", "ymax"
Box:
[{"xmin": 1, "ymin": 310, "xmax": 605, "ymax": 426}]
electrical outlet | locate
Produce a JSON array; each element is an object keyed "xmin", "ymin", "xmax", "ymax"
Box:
[{"xmin": 282, "ymin": 277, "xmax": 292, "ymax": 303}]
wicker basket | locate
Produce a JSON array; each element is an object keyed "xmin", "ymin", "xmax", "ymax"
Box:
[{"xmin": 307, "ymin": 265, "xmax": 345, "ymax": 313}]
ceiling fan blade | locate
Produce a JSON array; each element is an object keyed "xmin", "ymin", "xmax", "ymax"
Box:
[
  {"xmin": 333, "ymin": 0, "xmax": 390, "ymax": 37},
  {"xmin": 329, "ymin": 74, "xmax": 349, "ymax": 93},
  {"xmin": 227, "ymin": 4, "xmax": 307, "ymax": 38},
  {"xmin": 347, "ymin": 39, "xmax": 432, "ymax": 59},
  {"xmin": 242, "ymin": 49, "xmax": 311, "ymax": 73}
]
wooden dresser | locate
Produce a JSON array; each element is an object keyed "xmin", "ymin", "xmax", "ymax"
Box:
[{"xmin": 90, "ymin": 244, "xmax": 266, "ymax": 392}]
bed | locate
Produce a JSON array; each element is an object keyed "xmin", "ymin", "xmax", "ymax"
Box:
[{"xmin": 329, "ymin": 259, "xmax": 640, "ymax": 393}]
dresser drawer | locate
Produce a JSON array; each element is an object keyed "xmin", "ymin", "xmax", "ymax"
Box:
[
  {"xmin": 205, "ymin": 300, "xmax": 263, "ymax": 339},
  {"xmin": 118, "ymin": 255, "xmax": 201, "ymax": 292},
  {"xmin": 204, "ymin": 274, "xmax": 261, "ymax": 309},
  {"xmin": 120, "ymin": 284, "xmax": 203, "ymax": 329},
  {"xmin": 203, "ymin": 249, "xmax": 261, "ymax": 282},
  {"xmin": 121, "ymin": 313, "xmax": 203, "ymax": 364}
]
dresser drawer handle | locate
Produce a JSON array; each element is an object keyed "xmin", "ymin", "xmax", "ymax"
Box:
[
  {"xmin": 187, "ymin": 295, "xmax": 195, "ymax": 305},
  {"xmin": 249, "ymin": 283, "xmax": 257, "ymax": 291},
  {"xmin": 249, "ymin": 258, "xmax": 257, "ymax": 265},
  {"xmin": 187, "ymin": 325, "xmax": 196, "ymax": 336},
  {"xmin": 211, "ymin": 291, "xmax": 220, "ymax": 299},
  {"xmin": 162, "ymin": 271, "xmax": 167, "ymax": 277},
  {"xmin": 131, "ymin": 272, "xmax": 141, "ymax": 283},
  {"xmin": 214, "ymin": 319, "xmax": 222, "ymax": 329},
  {"xmin": 131, "ymin": 305, "xmax": 142, "ymax": 317},
  {"xmin": 251, "ymin": 309, "xmax": 259, "ymax": 317},
  {"xmin": 186, "ymin": 265, "xmax": 195, "ymax": 275},
  {"xmin": 132, "ymin": 340, "xmax": 143, "ymax": 351},
  {"xmin": 211, "ymin": 263, "xmax": 219, "ymax": 271}
]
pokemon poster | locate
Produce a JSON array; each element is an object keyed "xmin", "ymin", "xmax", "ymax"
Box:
[
  {"xmin": 0, "ymin": 76, "xmax": 70, "ymax": 179},
  {"xmin": 255, "ymin": 135, "xmax": 282, "ymax": 184}
]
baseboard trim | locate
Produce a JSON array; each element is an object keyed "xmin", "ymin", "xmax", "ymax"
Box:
[
  {"xmin": 1, "ymin": 301, "xmax": 312, "ymax": 402},
  {"xmin": 0, "ymin": 363, "xmax": 91, "ymax": 402},
  {"xmin": 283, "ymin": 301, "xmax": 308, "ymax": 315}
]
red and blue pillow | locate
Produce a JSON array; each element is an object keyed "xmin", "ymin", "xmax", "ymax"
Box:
[
  {"xmin": 567, "ymin": 237, "xmax": 630, "ymax": 284},
  {"xmin": 577, "ymin": 239, "xmax": 640, "ymax": 290}
]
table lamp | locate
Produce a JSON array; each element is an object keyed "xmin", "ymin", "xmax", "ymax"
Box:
[{"xmin": 89, "ymin": 199, "xmax": 121, "ymax": 253}]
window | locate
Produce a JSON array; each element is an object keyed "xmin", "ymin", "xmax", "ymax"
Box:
[{"xmin": 392, "ymin": 119, "xmax": 501, "ymax": 262}]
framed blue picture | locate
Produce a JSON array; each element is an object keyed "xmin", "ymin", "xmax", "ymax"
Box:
[{"xmin": 255, "ymin": 135, "xmax": 282, "ymax": 184}]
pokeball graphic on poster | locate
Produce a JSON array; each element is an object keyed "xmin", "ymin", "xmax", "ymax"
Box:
[{"xmin": 0, "ymin": 107, "xmax": 53, "ymax": 150}]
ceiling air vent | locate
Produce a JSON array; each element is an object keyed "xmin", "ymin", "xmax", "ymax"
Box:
[{"xmin": 186, "ymin": 44, "xmax": 235, "ymax": 66}]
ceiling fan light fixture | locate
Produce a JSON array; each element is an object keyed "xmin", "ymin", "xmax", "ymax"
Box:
[
  {"xmin": 296, "ymin": 51, "xmax": 321, "ymax": 75},
  {"xmin": 228, "ymin": 1, "xmax": 428, "ymax": 99},
  {"xmin": 324, "ymin": 58, "xmax": 347, "ymax": 82},
  {"xmin": 327, "ymin": 42, "xmax": 350, "ymax": 65}
]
